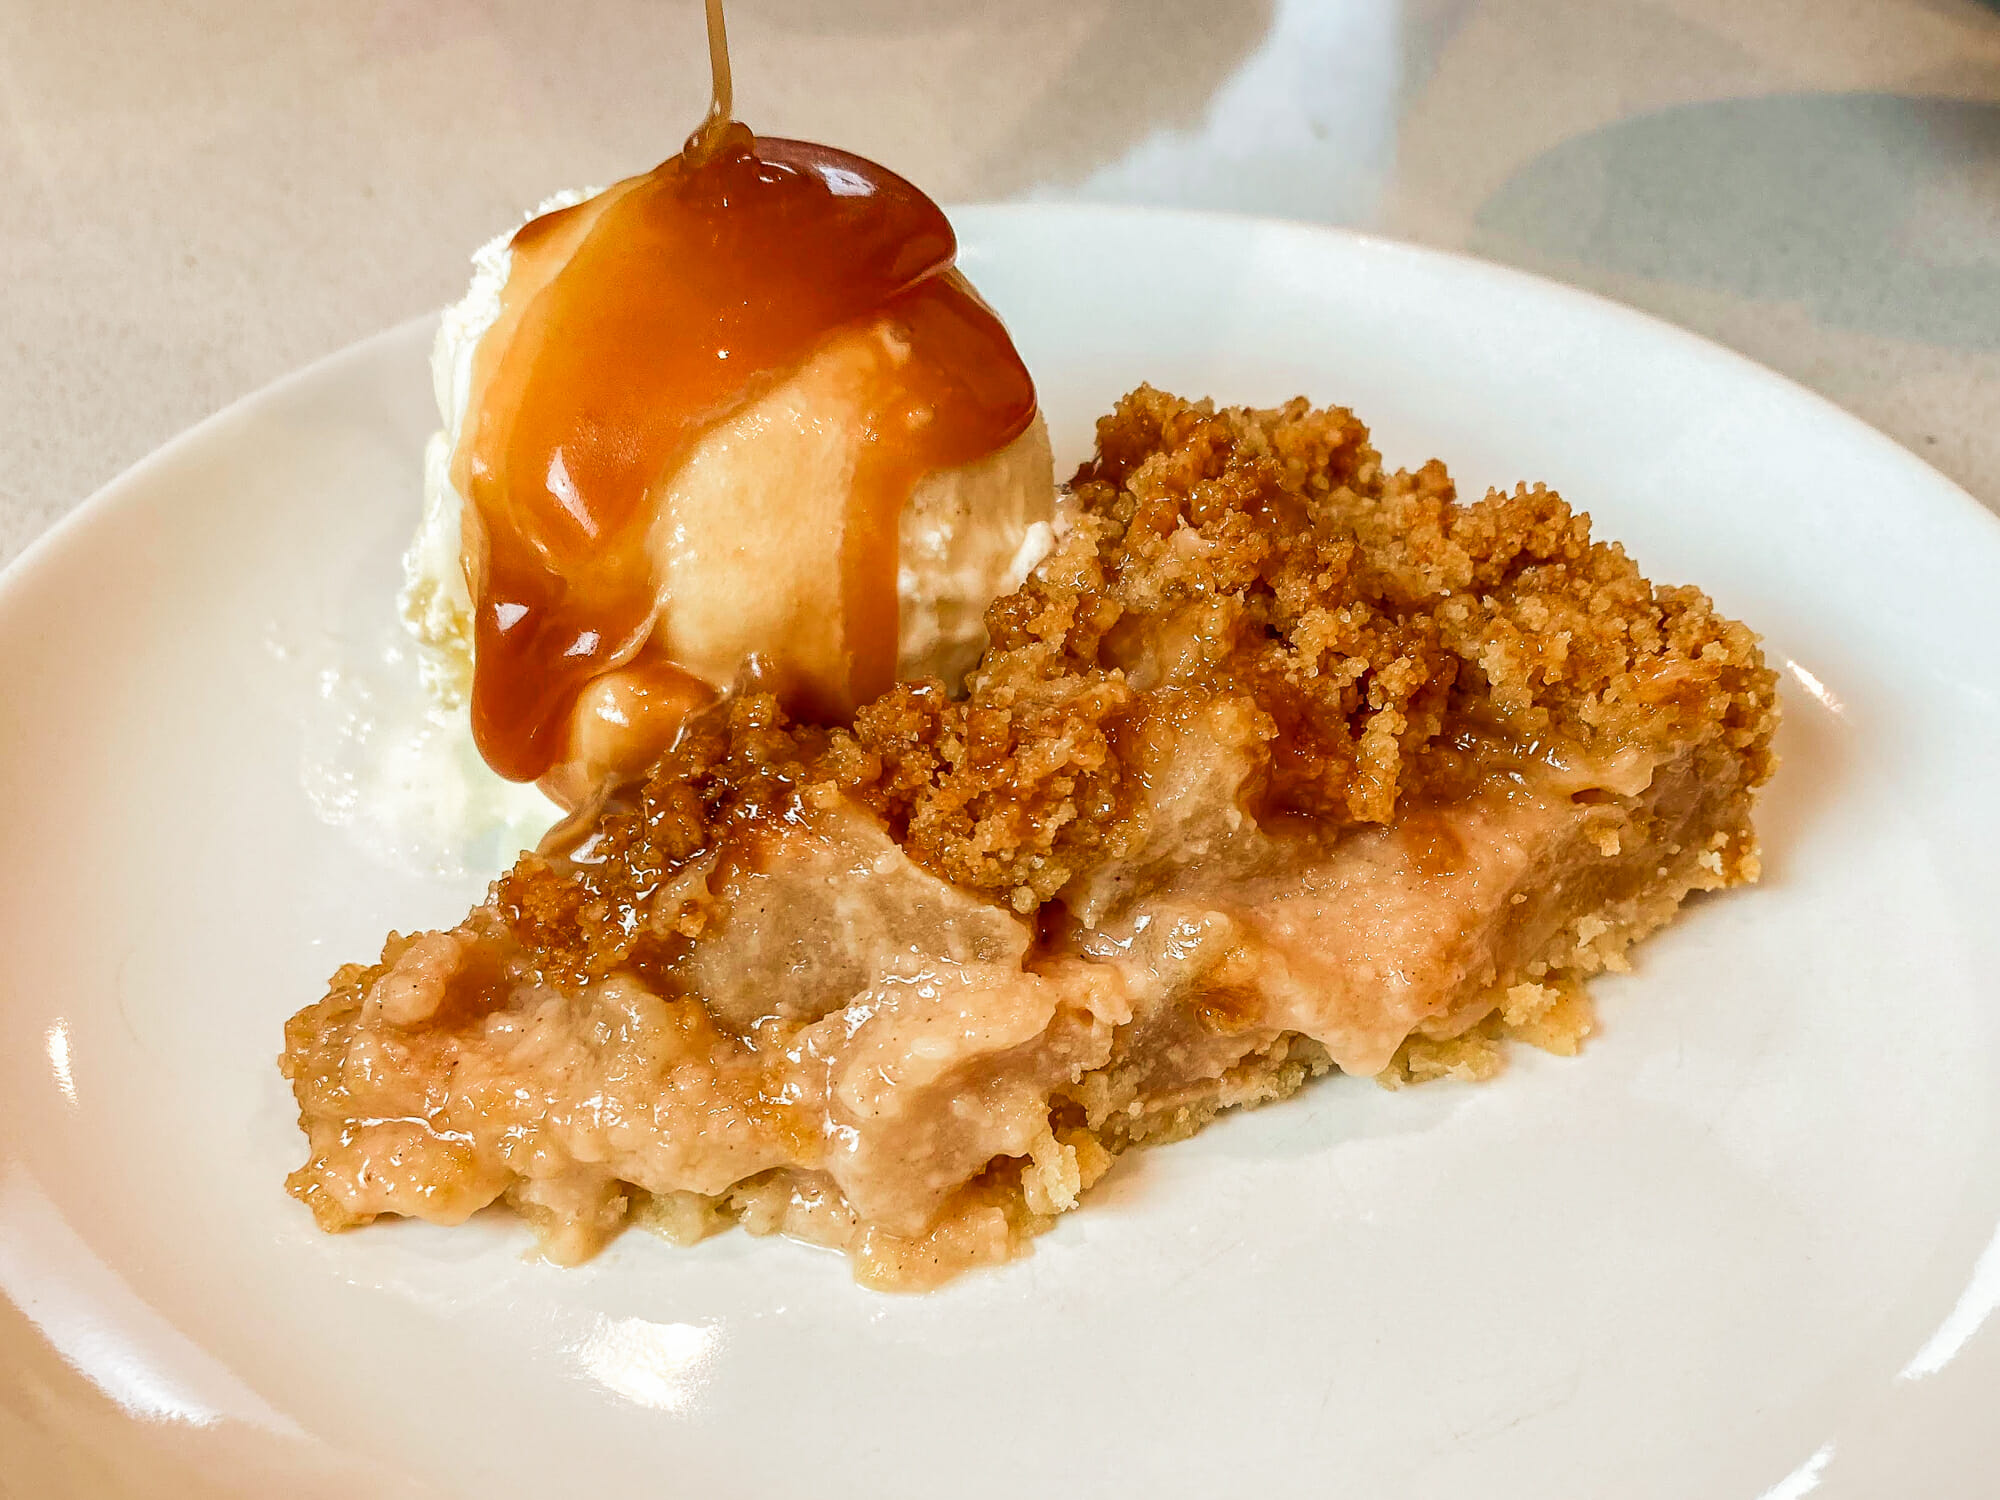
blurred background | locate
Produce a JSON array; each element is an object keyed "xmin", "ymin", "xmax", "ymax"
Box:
[{"xmin": 2, "ymin": 0, "xmax": 1997, "ymax": 563}]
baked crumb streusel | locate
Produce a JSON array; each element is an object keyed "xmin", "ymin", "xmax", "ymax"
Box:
[{"xmin": 282, "ymin": 388, "xmax": 1779, "ymax": 1287}]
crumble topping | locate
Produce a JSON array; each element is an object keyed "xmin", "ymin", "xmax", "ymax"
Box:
[{"xmin": 499, "ymin": 384, "xmax": 1776, "ymax": 946}]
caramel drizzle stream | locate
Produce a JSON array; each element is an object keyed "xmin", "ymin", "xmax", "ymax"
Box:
[{"xmin": 686, "ymin": 0, "xmax": 734, "ymax": 165}]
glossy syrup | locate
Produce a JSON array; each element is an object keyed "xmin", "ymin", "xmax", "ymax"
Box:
[{"xmin": 453, "ymin": 0, "xmax": 1035, "ymax": 781}]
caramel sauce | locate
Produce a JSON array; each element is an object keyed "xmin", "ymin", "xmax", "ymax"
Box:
[
  {"xmin": 453, "ymin": 0, "xmax": 1036, "ymax": 782},
  {"xmin": 1399, "ymin": 803, "xmax": 1469, "ymax": 878},
  {"xmin": 1193, "ymin": 986, "xmax": 1264, "ymax": 1035}
]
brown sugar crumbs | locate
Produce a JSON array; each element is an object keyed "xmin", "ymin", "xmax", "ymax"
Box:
[{"xmin": 498, "ymin": 383, "xmax": 1778, "ymax": 972}]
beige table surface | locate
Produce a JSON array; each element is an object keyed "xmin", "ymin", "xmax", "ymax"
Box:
[{"xmin": 4, "ymin": 0, "xmax": 1998, "ymax": 568}]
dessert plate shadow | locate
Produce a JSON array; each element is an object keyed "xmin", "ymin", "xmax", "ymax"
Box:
[{"xmin": 5, "ymin": 205, "xmax": 2000, "ymax": 1500}]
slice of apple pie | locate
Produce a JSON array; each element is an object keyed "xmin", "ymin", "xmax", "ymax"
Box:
[{"xmin": 282, "ymin": 387, "xmax": 1779, "ymax": 1288}]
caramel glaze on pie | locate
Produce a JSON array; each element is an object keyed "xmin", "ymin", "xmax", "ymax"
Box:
[{"xmin": 282, "ymin": 388, "xmax": 1780, "ymax": 1287}]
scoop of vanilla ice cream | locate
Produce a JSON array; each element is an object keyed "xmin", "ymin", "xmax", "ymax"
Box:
[{"xmin": 399, "ymin": 191, "xmax": 1056, "ymax": 741}]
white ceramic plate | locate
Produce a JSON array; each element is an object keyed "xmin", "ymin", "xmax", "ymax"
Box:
[{"xmin": 5, "ymin": 206, "xmax": 2000, "ymax": 1499}]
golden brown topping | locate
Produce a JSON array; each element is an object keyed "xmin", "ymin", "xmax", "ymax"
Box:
[
  {"xmin": 484, "ymin": 386, "xmax": 1777, "ymax": 955},
  {"xmin": 495, "ymin": 694, "xmax": 823, "ymax": 985}
]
